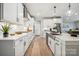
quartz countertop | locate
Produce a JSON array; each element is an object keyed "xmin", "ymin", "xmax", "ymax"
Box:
[
  {"xmin": 47, "ymin": 32, "xmax": 79, "ymax": 41},
  {"xmin": 0, "ymin": 33, "xmax": 27, "ymax": 40}
]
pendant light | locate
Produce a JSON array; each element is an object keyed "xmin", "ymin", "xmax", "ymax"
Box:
[
  {"xmin": 16, "ymin": 3, "xmax": 19, "ymax": 22},
  {"xmin": 53, "ymin": 5, "xmax": 61, "ymax": 18},
  {"xmin": 53, "ymin": 5, "xmax": 61, "ymax": 23},
  {"xmin": 66, "ymin": 3, "xmax": 78, "ymax": 17},
  {"xmin": 54, "ymin": 5, "xmax": 56, "ymax": 16},
  {"xmin": 66, "ymin": 3, "xmax": 77, "ymax": 16},
  {"xmin": 66, "ymin": 3, "xmax": 72, "ymax": 16}
]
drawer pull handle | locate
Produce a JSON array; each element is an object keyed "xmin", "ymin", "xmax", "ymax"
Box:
[
  {"xmin": 56, "ymin": 43, "xmax": 59, "ymax": 45},
  {"xmin": 50, "ymin": 41, "xmax": 51, "ymax": 45},
  {"xmin": 24, "ymin": 42, "xmax": 26, "ymax": 46},
  {"xmin": 55, "ymin": 39, "xmax": 59, "ymax": 42},
  {"xmin": 20, "ymin": 40, "xmax": 22, "ymax": 42}
]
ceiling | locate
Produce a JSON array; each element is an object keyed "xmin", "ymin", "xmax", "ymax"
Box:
[{"xmin": 25, "ymin": 3, "xmax": 79, "ymax": 22}]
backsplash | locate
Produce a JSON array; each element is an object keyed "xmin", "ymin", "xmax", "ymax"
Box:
[{"xmin": 62, "ymin": 22, "xmax": 76, "ymax": 32}]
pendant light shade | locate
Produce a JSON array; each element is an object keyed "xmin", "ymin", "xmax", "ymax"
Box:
[
  {"xmin": 53, "ymin": 5, "xmax": 61, "ymax": 18},
  {"xmin": 66, "ymin": 3, "xmax": 76, "ymax": 16},
  {"xmin": 54, "ymin": 5, "xmax": 56, "ymax": 16}
]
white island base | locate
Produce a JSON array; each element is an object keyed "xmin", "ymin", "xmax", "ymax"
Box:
[
  {"xmin": 0, "ymin": 32, "xmax": 34, "ymax": 56},
  {"xmin": 46, "ymin": 32, "xmax": 79, "ymax": 56}
]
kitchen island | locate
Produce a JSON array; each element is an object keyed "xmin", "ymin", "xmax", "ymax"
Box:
[
  {"xmin": 0, "ymin": 32, "xmax": 34, "ymax": 56},
  {"xmin": 46, "ymin": 32, "xmax": 79, "ymax": 56}
]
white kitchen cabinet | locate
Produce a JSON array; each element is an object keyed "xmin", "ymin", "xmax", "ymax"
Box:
[
  {"xmin": 0, "ymin": 33, "xmax": 34, "ymax": 56},
  {"xmin": 51, "ymin": 38, "xmax": 55, "ymax": 54},
  {"xmin": 48, "ymin": 37, "xmax": 51, "ymax": 47},
  {"xmin": 24, "ymin": 35, "xmax": 31, "ymax": 52},
  {"xmin": 54, "ymin": 37, "xmax": 62, "ymax": 56},
  {"xmin": 17, "ymin": 3, "xmax": 24, "ymax": 23},
  {"xmin": 15, "ymin": 37, "xmax": 24, "ymax": 56},
  {"xmin": 24, "ymin": 32, "xmax": 34, "ymax": 54},
  {"xmin": 48, "ymin": 37, "xmax": 55, "ymax": 54},
  {"xmin": 65, "ymin": 41, "xmax": 79, "ymax": 56},
  {"xmin": 48, "ymin": 36, "xmax": 62, "ymax": 56},
  {"xmin": 3, "ymin": 3, "xmax": 23, "ymax": 23},
  {"xmin": 47, "ymin": 33, "xmax": 79, "ymax": 56},
  {"xmin": 3, "ymin": 3, "xmax": 17, "ymax": 22}
]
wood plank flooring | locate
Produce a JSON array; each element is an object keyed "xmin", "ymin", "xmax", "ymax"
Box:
[{"xmin": 25, "ymin": 36, "xmax": 54, "ymax": 56}]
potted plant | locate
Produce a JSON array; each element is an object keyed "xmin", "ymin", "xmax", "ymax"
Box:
[{"xmin": 1, "ymin": 23, "xmax": 10, "ymax": 37}]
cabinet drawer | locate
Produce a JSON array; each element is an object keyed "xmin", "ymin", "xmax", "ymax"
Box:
[
  {"xmin": 66, "ymin": 41, "xmax": 79, "ymax": 45},
  {"xmin": 55, "ymin": 42, "xmax": 62, "ymax": 56},
  {"xmin": 55, "ymin": 37, "xmax": 61, "ymax": 44}
]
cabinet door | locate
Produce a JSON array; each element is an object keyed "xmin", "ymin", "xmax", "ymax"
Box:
[
  {"xmin": 48, "ymin": 37, "xmax": 55, "ymax": 54},
  {"xmin": 17, "ymin": 4, "xmax": 23, "ymax": 23},
  {"xmin": 24, "ymin": 36, "xmax": 29, "ymax": 52},
  {"xmin": 48, "ymin": 37, "xmax": 51, "ymax": 48},
  {"xmin": 55, "ymin": 38, "xmax": 61, "ymax": 56},
  {"xmin": 15, "ymin": 38, "xmax": 24, "ymax": 56},
  {"xmin": 3, "ymin": 3, "xmax": 17, "ymax": 22},
  {"xmin": 24, "ymin": 33, "xmax": 33, "ymax": 53},
  {"xmin": 51, "ymin": 38, "xmax": 55, "ymax": 54}
]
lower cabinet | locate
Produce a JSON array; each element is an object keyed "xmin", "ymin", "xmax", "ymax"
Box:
[
  {"xmin": 48, "ymin": 36, "xmax": 62, "ymax": 56},
  {"xmin": 48, "ymin": 37, "xmax": 55, "ymax": 54},
  {"xmin": 15, "ymin": 33, "xmax": 34, "ymax": 56},
  {"xmin": 15, "ymin": 37, "xmax": 24, "ymax": 56},
  {"xmin": 54, "ymin": 37, "xmax": 62, "ymax": 56},
  {"xmin": 65, "ymin": 41, "xmax": 79, "ymax": 56},
  {"xmin": 0, "ymin": 33, "xmax": 34, "ymax": 56},
  {"xmin": 48, "ymin": 34, "xmax": 79, "ymax": 56},
  {"xmin": 51, "ymin": 38, "xmax": 55, "ymax": 54},
  {"xmin": 24, "ymin": 33, "xmax": 34, "ymax": 53}
]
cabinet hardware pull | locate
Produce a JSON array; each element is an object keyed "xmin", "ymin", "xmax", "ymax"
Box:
[
  {"xmin": 20, "ymin": 40, "xmax": 22, "ymax": 42},
  {"xmin": 24, "ymin": 42, "xmax": 26, "ymax": 46},
  {"xmin": 55, "ymin": 39, "xmax": 59, "ymax": 42},
  {"xmin": 50, "ymin": 41, "xmax": 51, "ymax": 45},
  {"xmin": 56, "ymin": 43, "xmax": 59, "ymax": 45}
]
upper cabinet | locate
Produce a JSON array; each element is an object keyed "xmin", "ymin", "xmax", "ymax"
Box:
[
  {"xmin": 17, "ymin": 4, "xmax": 23, "ymax": 23},
  {"xmin": 0, "ymin": 3, "xmax": 3, "ymax": 20},
  {"xmin": 3, "ymin": 3, "xmax": 17, "ymax": 22},
  {"xmin": 3, "ymin": 3, "xmax": 24, "ymax": 23}
]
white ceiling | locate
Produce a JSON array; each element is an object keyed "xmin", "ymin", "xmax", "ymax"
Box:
[{"xmin": 25, "ymin": 3, "xmax": 79, "ymax": 22}]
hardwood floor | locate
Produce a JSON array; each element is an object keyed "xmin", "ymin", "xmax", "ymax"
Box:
[{"xmin": 25, "ymin": 36, "xmax": 54, "ymax": 56}]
